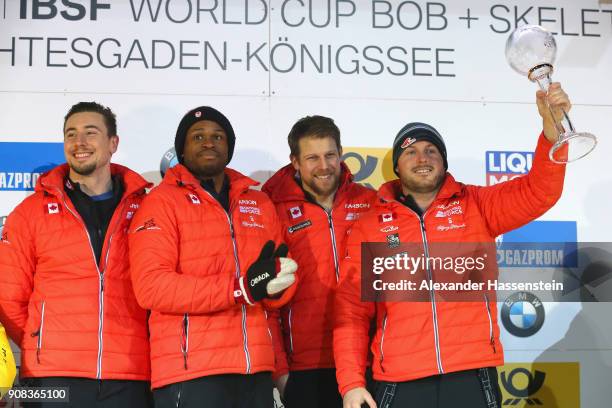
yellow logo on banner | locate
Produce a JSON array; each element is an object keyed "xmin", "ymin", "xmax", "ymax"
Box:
[
  {"xmin": 342, "ymin": 148, "xmax": 396, "ymax": 190},
  {"xmin": 498, "ymin": 363, "xmax": 580, "ymax": 407}
]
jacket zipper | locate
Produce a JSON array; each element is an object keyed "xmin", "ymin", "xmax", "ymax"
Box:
[
  {"xmin": 52, "ymin": 186, "xmax": 125, "ymax": 379},
  {"xmin": 198, "ymin": 187, "xmax": 252, "ymax": 373},
  {"xmin": 32, "ymin": 301, "xmax": 46, "ymax": 363},
  {"xmin": 287, "ymin": 307, "xmax": 294, "ymax": 354},
  {"xmin": 181, "ymin": 313, "xmax": 190, "ymax": 369},
  {"xmin": 326, "ymin": 211, "xmax": 340, "ymax": 282},
  {"xmin": 409, "ymin": 209, "xmax": 444, "ymax": 374},
  {"xmin": 225, "ymin": 210, "xmax": 251, "ymax": 374},
  {"xmin": 484, "ymin": 294, "xmax": 496, "ymax": 353},
  {"xmin": 379, "ymin": 312, "xmax": 388, "ymax": 372}
]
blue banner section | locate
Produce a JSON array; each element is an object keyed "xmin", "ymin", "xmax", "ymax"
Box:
[
  {"xmin": 485, "ymin": 151, "xmax": 534, "ymax": 174},
  {"xmin": 0, "ymin": 142, "xmax": 64, "ymax": 191},
  {"xmin": 496, "ymin": 221, "xmax": 578, "ymax": 268}
]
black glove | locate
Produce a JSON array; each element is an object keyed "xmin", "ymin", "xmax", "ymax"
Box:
[{"xmin": 235, "ymin": 241, "xmax": 289, "ymax": 305}]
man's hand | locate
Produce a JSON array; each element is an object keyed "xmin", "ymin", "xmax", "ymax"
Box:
[
  {"xmin": 235, "ymin": 241, "xmax": 297, "ymax": 305},
  {"xmin": 343, "ymin": 387, "xmax": 376, "ymax": 408},
  {"xmin": 266, "ymin": 243, "xmax": 297, "ymax": 295},
  {"xmin": 536, "ymin": 82, "xmax": 572, "ymax": 143},
  {"xmin": 275, "ymin": 373, "xmax": 289, "ymax": 400}
]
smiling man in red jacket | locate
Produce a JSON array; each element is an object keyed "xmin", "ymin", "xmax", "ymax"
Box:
[
  {"xmin": 262, "ymin": 115, "xmax": 377, "ymax": 407},
  {"xmin": 335, "ymin": 83, "xmax": 572, "ymax": 408},
  {"xmin": 0, "ymin": 102, "xmax": 152, "ymax": 406},
  {"xmin": 129, "ymin": 106, "xmax": 298, "ymax": 408}
]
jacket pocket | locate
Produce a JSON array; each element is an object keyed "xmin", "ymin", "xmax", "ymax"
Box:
[
  {"xmin": 30, "ymin": 301, "xmax": 46, "ymax": 363},
  {"xmin": 484, "ymin": 294, "xmax": 496, "ymax": 353},
  {"xmin": 180, "ymin": 313, "xmax": 189, "ymax": 370},
  {"xmin": 379, "ymin": 312, "xmax": 388, "ymax": 372}
]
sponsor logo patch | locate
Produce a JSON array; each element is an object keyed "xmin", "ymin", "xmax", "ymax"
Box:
[
  {"xmin": 380, "ymin": 225, "xmax": 398, "ymax": 233},
  {"xmin": 386, "ymin": 233, "xmax": 400, "ymax": 248},
  {"xmin": 400, "ymin": 137, "xmax": 417, "ymax": 149},
  {"xmin": 134, "ymin": 218, "xmax": 161, "ymax": 232},
  {"xmin": 345, "ymin": 212, "xmax": 360, "ymax": 221},
  {"xmin": 239, "ymin": 206, "xmax": 261, "ymax": 215},
  {"xmin": 288, "ymin": 220, "xmax": 312, "ymax": 234}
]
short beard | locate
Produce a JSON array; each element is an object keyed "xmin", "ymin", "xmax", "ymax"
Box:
[
  {"xmin": 69, "ymin": 162, "xmax": 97, "ymax": 176},
  {"xmin": 186, "ymin": 162, "xmax": 225, "ymax": 181},
  {"xmin": 303, "ymin": 173, "xmax": 340, "ymax": 198},
  {"xmin": 400, "ymin": 172, "xmax": 445, "ymax": 194}
]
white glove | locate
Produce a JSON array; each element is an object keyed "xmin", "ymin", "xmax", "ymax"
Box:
[{"xmin": 267, "ymin": 257, "xmax": 297, "ymax": 295}]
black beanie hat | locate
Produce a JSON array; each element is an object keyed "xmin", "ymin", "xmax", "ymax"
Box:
[
  {"xmin": 174, "ymin": 106, "xmax": 236, "ymax": 165},
  {"xmin": 392, "ymin": 122, "xmax": 448, "ymax": 175}
]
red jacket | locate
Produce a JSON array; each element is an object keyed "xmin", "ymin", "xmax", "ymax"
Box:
[
  {"xmin": 0, "ymin": 164, "xmax": 151, "ymax": 381},
  {"xmin": 334, "ymin": 134, "xmax": 566, "ymax": 395},
  {"xmin": 129, "ymin": 165, "xmax": 296, "ymax": 389},
  {"xmin": 262, "ymin": 163, "xmax": 377, "ymax": 378}
]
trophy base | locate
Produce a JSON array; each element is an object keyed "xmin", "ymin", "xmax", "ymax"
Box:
[{"xmin": 549, "ymin": 131, "xmax": 597, "ymax": 163}]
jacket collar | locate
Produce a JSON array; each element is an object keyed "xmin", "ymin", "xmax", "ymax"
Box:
[
  {"xmin": 36, "ymin": 163, "xmax": 151, "ymax": 199},
  {"xmin": 261, "ymin": 161, "xmax": 353, "ymax": 204},
  {"xmin": 163, "ymin": 164, "xmax": 259, "ymax": 198},
  {"xmin": 378, "ymin": 173, "xmax": 462, "ymax": 204}
]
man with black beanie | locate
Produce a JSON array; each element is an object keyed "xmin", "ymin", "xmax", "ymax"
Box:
[
  {"xmin": 334, "ymin": 83, "xmax": 572, "ymax": 408},
  {"xmin": 129, "ymin": 106, "xmax": 298, "ymax": 407}
]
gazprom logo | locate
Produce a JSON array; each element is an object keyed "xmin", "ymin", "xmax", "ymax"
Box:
[
  {"xmin": 486, "ymin": 151, "xmax": 533, "ymax": 186},
  {"xmin": 497, "ymin": 221, "xmax": 578, "ymax": 268},
  {"xmin": 0, "ymin": 142, "xmax": 64, "ymax": 191}
]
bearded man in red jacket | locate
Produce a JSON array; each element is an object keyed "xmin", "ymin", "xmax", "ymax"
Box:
[
  {"xmin": 262, "ymin": 115, "xmax": 377, "ymax": 407},
  {"xmin": 335, "ymin": 83, "xmax": 572, "ymax": 408}
]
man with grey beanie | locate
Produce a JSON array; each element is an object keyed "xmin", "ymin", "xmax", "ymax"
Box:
[{"xmin": 334, "ymin": 83, "xmax": 572, "ymax": 408}]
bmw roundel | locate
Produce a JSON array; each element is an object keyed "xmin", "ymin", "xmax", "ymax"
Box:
[{"xmin": 501, "ymin": 291, "xmax": 545, "ymax": 337}]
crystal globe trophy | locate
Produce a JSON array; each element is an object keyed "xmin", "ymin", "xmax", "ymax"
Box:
[{"xmin": 505, "ymin": 25, "xmax": 597, "ymax": 163}]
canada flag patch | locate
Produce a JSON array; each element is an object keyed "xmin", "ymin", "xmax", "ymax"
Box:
[
  {"xmin": 378, "ymin": 212, "xmax": 397, "ymax": 223},
  {"xmin": 187, "ymin": 193, "xmax": 201, "ymax": 204},
  {"xmin": 288, "ymin": 205, "xmax": 304, "ymax": 219},
  {"xmin": 47, "ymin": 203, "xmax": 60, "ymax": 214}
]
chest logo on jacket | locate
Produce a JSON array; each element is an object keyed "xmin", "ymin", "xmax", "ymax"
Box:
[
  {"xmin": 288, "ymin": 205, "xmax": 304, "ymax": 219},
  {"xmin": 379, "ymin": 212, "xmax": 397, "ymax": 223},
  {"xmin": 134, "ymin": 218, "xmax": 161, "ymax": 232},
  {"xmin": 46, "ymin": 203, "xmax": 61, "ymax": 214},
  {"xmin": 386, "ymin": 233, "xmax": 400, "ymax": 249},
  {"xmin": 288, "ymin": 220, "xmax": 312, "ymax": 234},
  {"xmin": 187, "ymin": 193, "xmax": 200, "ymax": 204},
  {"xmin": 380, "ymin": 225, "xmax": 398, "ymax": 233}
]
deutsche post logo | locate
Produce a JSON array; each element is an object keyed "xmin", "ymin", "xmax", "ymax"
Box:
[
  {"xmin": 342, "ymin": 148, "xmax": 395, "ymax": 190},
  {"xmin": 498, "ymin": 363, "xmax": 579, "ymax": 407}
]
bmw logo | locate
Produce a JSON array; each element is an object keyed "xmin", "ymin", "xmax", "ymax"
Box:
[
  {"xmin": 160, "ymin": 147, "xmax": 179, "ymax": 178},
  {"xmin": 501, "ymin": 291, "xmax": 545, "ymax": 337}
]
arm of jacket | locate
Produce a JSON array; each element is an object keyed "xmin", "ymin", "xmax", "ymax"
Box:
[
  {"xmin": 0, "ymin": 206, "xmax": 36, "ymax": 345},
  {"xmin": 470, "ymin": 132, "xmax": 566, "ymax": 238},
  {"xmin": 129, "ymin": 191, "xmax": 238, "ymax": 314},
  {"xmin": 333, "ymin": 220, "xmax": 375, "ymax": 396},
  {"xmin": 268, "ymin": 308, "xmax": 289, "ymax": 381}
]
